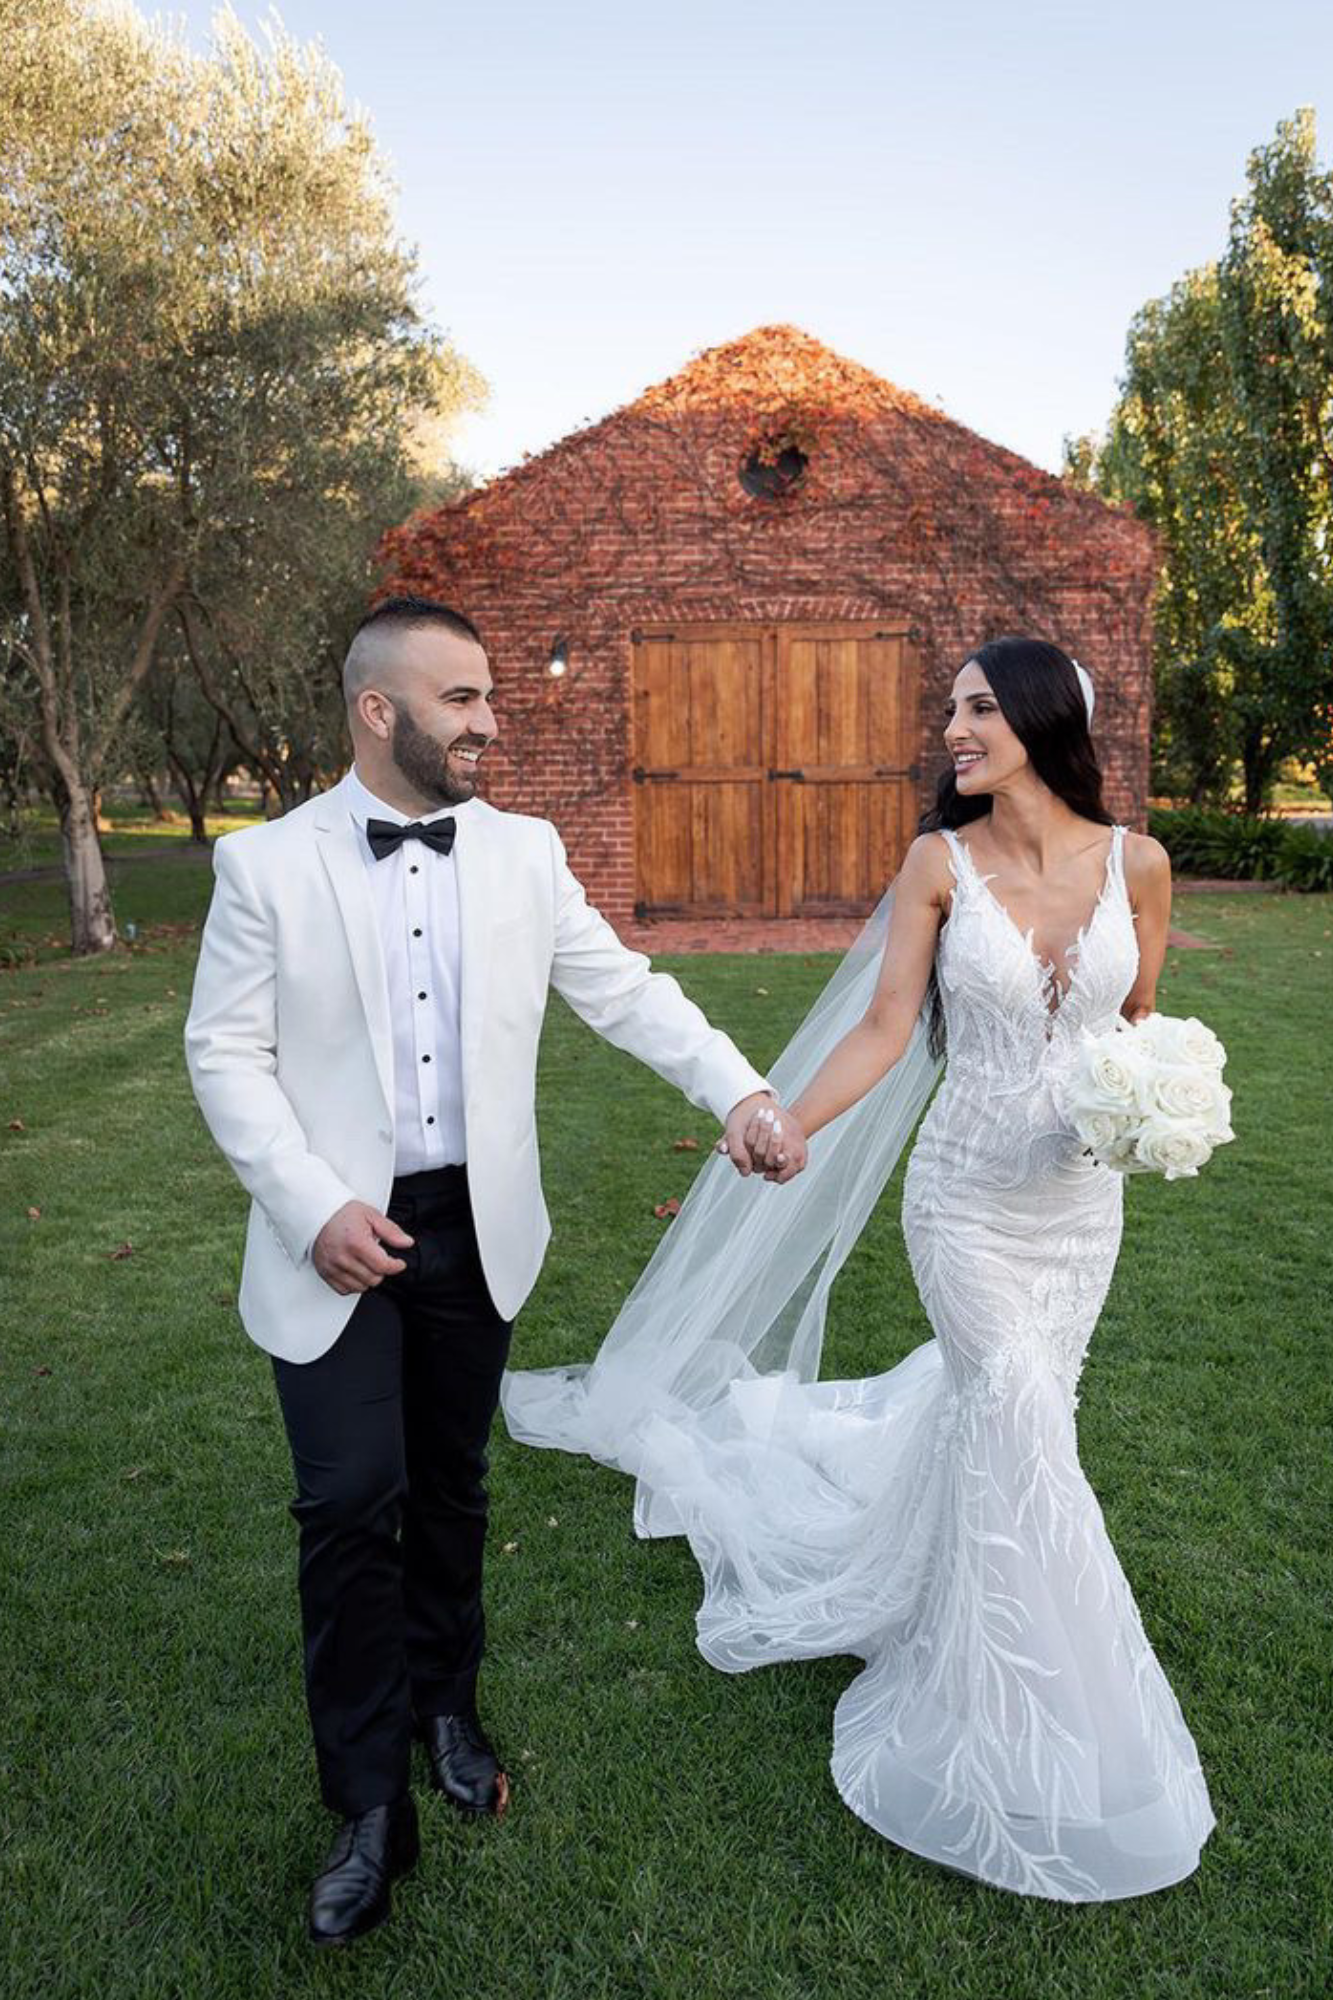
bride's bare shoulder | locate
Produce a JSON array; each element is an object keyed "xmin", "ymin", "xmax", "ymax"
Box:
[
  {"xmin": 898, "ymin": 831, "xmax": 958, "ymax": 909},
  {"xmin": 1123, "ymin": 829, "xmax": 1172, "ymax": 889},
  {"xmin": 1122, "ymin": 831, "xmax": 1172, "ymax": 924}
]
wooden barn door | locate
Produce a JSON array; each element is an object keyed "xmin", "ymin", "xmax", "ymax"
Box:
[
  {"xmin": 632, "ymin": 628, "xmax": 772, "ymax": 916},
  {"xmin": 772, "ymin": 626, "xmax": 920, "ymax": 916},
  {"xmin": 633, "ymin": 624, "xmax": 919, "ymax": 918}
]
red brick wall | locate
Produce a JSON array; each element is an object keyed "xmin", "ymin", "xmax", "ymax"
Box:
[{"xmin": 381, "ymin": 396, "xmax": 1155, "ymax": 927}]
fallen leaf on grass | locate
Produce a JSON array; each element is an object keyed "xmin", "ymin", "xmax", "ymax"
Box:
[
  {"xmin": 8, "ymin": 1119, "xmax": 24, "ymax": 1132},
  {"xmin": 653, "ymin": 1198, "xmax": 682, "ymax": 1220},
  {"xmin": 754, "ymin": 986, "xmax": 770, "ymax": 996},
  {"xmin": 108, "ymin": 1241, "xmax": 135, "ymax": 1260},
  {"xmin": 154, "ymin": 1548, "xmax": 191, "ymax": 1568},
  {"xmin": 671, "ymin": 1137, "xmax": 699, "ymax": 1152},
  {"xmin": 33, "ymin": 1365, "xmax": 51, "ymax": 1378},
  {"xmin": 123, "ymin": 1467, "xmax": 146, "ymax": 1482},
  {"xmin": 26, "ymin": 1206, "xmax": 40, "ymax": 1221}
]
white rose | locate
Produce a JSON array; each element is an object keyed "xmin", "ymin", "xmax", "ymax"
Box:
[
  {"xmin": 1202, "ymin": 1082, "xmax": 1234, "ymax": 1147},
  {"xmin": 1072, "ymin": 1107, "xmax": 1133, "ymax": 1157},
  {"xmin": 1151, "ymin": 1066, "xmax": 1227, "ymax": 1128},
  {"xmin": 1131, "ymin": 1116, "xmax": 1214, "ymax": 1180},
  {"xmin": 1149, "ymin": 1013, "xmax": 1227, "ymax": 1072},
  {"xmin": 1085, "ymin": 1037, "xmax": 1153, "ymax": 1114},
  {"xmin": 1129, "ymin": 1014, "xmax": 1166, "ymax": 1059},
  {"xmin": 1178, "ymin": 1016, "xmax": 1227, "ymax": 1071}
]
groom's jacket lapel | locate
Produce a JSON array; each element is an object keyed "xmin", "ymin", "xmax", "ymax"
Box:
[
  {"xmin": 312, "ymin": 776, "xmax": 395, "ymax": 1114},
  {"xmin": 452, "ymin": 803, "xmax": 494, "ymax": 1080}
]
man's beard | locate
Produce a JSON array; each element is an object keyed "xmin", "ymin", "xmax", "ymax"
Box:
[{"xmin": 390, "ymin": 700, "xmax": 480, "ymax": 806}]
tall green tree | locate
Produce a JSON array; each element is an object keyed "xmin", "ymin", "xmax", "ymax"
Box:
[
  {"xmin": 0, "ymin": 0, "xmax": 482, "ymax": 950},
  {"xmin": 1069, "ymin": 110, "xmax": 1333, "ymax": 810},
  {"xmin": 1218, "ymin": 111, "xmax": 1333, "ymax": 807}
]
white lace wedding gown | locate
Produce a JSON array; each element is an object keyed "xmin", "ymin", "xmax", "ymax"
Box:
[{"xmin": 623, "ymin": 825, "xmax": 1215, "ymax": 1900}]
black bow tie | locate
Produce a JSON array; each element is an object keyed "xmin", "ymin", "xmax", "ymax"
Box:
[{"xmin": 366, "ymin": 816, "xmax": 457, "ymax": 861}]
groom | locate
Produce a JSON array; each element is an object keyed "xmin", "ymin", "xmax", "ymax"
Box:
[{"xmin": 184, "ymin": 595, "xmax": 805, "ymax": 1945}]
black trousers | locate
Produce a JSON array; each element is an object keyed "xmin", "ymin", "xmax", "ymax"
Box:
[{"xmin": 272, "ymin": 1166, "xmax": 513, "ymax": 1817}]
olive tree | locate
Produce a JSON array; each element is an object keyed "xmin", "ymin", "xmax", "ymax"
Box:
[{"xmin": 0, "ymin": 1, "xmax": 482, "ymax": 949}]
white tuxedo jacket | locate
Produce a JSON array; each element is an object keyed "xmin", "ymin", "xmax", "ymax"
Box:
[{"xmin": 184, "ymin": 777, "xmax": 768, "ymax": 1362}]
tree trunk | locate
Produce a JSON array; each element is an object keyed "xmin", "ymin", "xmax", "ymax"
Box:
[
  {"xmin": 0, "ymin": 763, "xmax": 24, "ymax": 842},
  {"xmin": 2, "ymin": 463, "xmax": 181, "ymax": 953},
  {"xmin": 166, "ymin": 755, "xmax": 210, "ymax": 844},
  {"xmin": 208, "ymin": 766, "xmax": 232, "ymax": 816},
  {"xmin": 137, "ymin": 767, "xmax": 171, "ymax": 819},
  {"xmin": 60, "ymin": 778, "xmax": 117, "ymax": 954},
  {"xmin": 1241, "ymin": 734, "xmax": 1276, "ymax": 815}
]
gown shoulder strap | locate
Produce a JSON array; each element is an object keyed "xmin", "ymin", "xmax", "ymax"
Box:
[
  {"xmin": 937, "ymin": 826, "xmax": 967, "ymax": 877},
  {"xmin": 1108, "ymin": 823, "xmax": 1129, "ymax": 887}
]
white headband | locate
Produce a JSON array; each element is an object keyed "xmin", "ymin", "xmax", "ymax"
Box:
[{"xmin": 1070, "ymin": 658, "xmax": 1095, "ymax": 725}]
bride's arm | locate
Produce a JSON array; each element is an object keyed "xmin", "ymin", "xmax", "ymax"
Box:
[
  {"xmin": 1121, "ymin": 832, "xmax": 1172, "ymax": 1023},
  {"xmin": 786, "ymin": 835, "xmax": 948, "ymax": 1142}
]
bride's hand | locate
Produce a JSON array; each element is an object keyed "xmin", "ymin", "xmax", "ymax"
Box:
[{"xmin": 744, "ymin": 1102, "xmax": 808, "ymax": 1183}]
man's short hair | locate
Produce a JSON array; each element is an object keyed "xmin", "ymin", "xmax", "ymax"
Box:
[
  {"xmin": 343, "ymin": 595, "xmax": 487, "ymax": 705},
  {"xmin": 352, "ymin": 595, "xmax": 484, "ymax": 650}
]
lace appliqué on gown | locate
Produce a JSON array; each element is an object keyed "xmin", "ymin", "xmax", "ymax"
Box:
[{"xmin": 633, "ymin": 825, "xmax": 1215, "ymax": 1902}]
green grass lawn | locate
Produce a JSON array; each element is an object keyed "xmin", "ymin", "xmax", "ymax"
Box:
[
  {"xmin": 0, "ymin": 798, "xmax": 266, "ymax": 879},
  {"xmin": 1, "ymin": 849, "xmax": 1331, "ymax": 1999}
]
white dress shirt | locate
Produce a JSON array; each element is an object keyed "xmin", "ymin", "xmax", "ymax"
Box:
[{"xmin": 344, "ymin": 765, "xmax": 472, "ymax": 1173}]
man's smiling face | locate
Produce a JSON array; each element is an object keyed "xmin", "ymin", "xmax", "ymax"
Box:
[
  {"xmin": 350, "ymin": 622, "xmax": 498, "ymax": 812},
  {"xmin": 388, "ymin": 629, "xmax": 497, "ymax": 807}
]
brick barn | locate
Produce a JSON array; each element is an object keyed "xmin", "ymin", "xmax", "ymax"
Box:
[{"xmin": 378, "ymin": 326, "xmax": 1155, "ymax": 929}]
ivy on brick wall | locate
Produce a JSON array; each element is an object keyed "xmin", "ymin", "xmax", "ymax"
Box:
[{"xmin": 374, "ymin": 327, "xmax": 1156, "ymax": 922}]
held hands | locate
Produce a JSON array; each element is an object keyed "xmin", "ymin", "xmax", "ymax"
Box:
[
  {"xmin": 312, "ymin": 1200, "xmax": 414, "ymax": 1296},
  {"xmin": 717, "ymin": 1093, "xmax": 809, "ymax": 1185}
]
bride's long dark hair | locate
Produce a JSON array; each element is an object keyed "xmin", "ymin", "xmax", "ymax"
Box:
[{"xmin": 916, "ymin": 637, "xmax": 1113, "ymax": 1056}]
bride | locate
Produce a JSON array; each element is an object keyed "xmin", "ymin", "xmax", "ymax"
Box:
[{"xmin": 504, "ymin": 637, "xmax": 1215, "ymax": 1902}]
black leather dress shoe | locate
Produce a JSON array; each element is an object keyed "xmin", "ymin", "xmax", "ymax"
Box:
[
  {"xmin": 307, "ymin": 1795, "xmax": 419, "ymax": 1947},
  {"xmin": 418, "ymin": 1709, "xmax": 509, "ymax": 1816}
]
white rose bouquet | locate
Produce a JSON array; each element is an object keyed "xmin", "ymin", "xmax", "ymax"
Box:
[{"xmin": 1054, "ymin": 1013, "xmax": 1234, "ymax": 1180}]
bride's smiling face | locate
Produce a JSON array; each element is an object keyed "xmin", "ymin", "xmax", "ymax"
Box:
[{"xmin": 943, "ymin": 661, "xmax": 1028, "ymax": 794}]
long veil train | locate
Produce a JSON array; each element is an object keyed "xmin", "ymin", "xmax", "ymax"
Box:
[{"xmin": 501, "ymin": 882, "xmax": 942, "ymax": 1531}]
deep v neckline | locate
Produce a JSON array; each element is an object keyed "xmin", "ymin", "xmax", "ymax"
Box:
[{"xmin": 951, "ymin": 827, "xmax": 1121, "ymax": 1021}]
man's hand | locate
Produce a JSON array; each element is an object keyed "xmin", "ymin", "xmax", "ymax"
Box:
[
  {"xmin": 311, "ymin": 1200, "xmax": 414, "ymax": 1296},
  {"xmin": 717, "ymin": 1093, "xmax": 809, "ymax": 1185}
]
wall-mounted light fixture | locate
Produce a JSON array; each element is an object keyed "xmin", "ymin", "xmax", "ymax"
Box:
[{"xmin": 547, "ymin": 635, "xmax": 569, "ymax": 679}]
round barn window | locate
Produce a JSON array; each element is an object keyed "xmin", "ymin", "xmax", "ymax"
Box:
[{"xmin": 739, "ymin": 441, "xmax": 808, "ymax": 500}]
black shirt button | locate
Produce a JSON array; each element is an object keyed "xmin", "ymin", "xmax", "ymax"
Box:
[
  {"xmin": 422, "ymin": 1053, "xmax": 431, "ymax": 1063},
  {"xmin": 426, "ymin": 1115, "xmax": 435, "ymax": 1126},
  {"xmin": 412, "ymin": 927, "xmax": 423, "ymax": 938},
  {"xmin": 417, "ymin": 991, "xmax": 427, "ymax": 1000},
  {"xmin": 410, "ymin": 864, "xmax": 419, "ymax": 874}
]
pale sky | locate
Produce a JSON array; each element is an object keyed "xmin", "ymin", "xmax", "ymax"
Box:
[{"xmin": 169, "ymin": 1, "xmax": 1333, "ymax": 482}]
